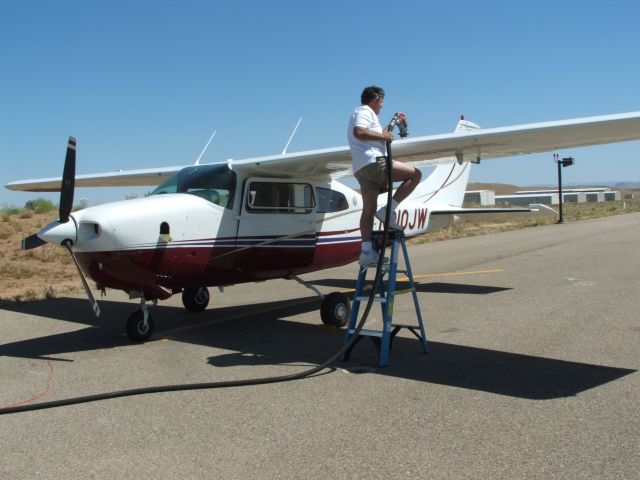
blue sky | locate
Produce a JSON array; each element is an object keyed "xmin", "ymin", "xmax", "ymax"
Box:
[{"xmin": 1, "ymin": 0, "xmax": 639, "ymax": 207}]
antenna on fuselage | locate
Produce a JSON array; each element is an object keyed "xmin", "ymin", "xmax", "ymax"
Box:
[
  {"xmin": 194, "ymin": 130, "xmax": 217, "ymax": 165},
  {"xmin": 281, "ymin": 117, "xmax": 302, "ymax": 155}
]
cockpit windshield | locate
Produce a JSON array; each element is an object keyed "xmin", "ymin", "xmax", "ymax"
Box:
[{"xmin": 150, "ymin": 164, "xmax": 237, "ymax": 209}]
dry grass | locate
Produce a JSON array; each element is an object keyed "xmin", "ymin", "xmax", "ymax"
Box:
[
  {"xmin": 1, "ymin": 190, "xmax": 639, "ymax": 302},
  {"xmin": 0, "ymin": 211, "xmax": 82, "ymax": 302}
]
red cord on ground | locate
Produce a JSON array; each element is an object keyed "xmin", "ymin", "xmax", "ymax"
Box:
[{"xmin": 0, "ymin": 360, "xmax": 54, "ymax": 410}]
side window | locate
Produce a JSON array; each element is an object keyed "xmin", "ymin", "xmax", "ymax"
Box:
[
  {"xmin": 247, "ymin": 182, "xmax": 315, "ymax": 213},
  {"xmin": 316, "ymin": 187, "xmax": 349, "ymax": 213}
]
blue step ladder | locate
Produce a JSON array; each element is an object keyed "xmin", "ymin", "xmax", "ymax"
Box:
[{"xmin": 343, "ymin": 230, "xmax": 429, "ymax": 367}]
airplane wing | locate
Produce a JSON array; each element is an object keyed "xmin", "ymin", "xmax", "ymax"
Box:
[
  {"xmin": 231, "ymin": 111, "xmax": 640, "ymax": 177},
  {"xmin": 5, "ymin": 165, "xmax": 186, "ymax": 192},
  {"xmin": 6, "ymin": 111, "xmax": 640, "ymax": 191}
]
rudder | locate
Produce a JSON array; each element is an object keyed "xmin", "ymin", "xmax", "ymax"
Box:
[{"xmin": 406, "ymin": 117, "xmax": 480, "ymax": 207}]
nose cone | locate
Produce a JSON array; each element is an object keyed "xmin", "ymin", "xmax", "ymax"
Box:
[{"xmin": 38, "ymin": 218, "xmax": 77, "ymax": 246}]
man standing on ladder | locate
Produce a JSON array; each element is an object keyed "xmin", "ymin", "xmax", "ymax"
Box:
[{"xmin": 347, "ymin": 85, "xmax": 422, "ymax": 267}]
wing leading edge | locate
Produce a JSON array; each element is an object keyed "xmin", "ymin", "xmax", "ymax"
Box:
[
  {"xmin": 6, "ymin": 111, "xmax": 640, "ymax": 192},
  {"xmin": 6, "ymin": 165, "xmax": 185, "ymax": 192}
]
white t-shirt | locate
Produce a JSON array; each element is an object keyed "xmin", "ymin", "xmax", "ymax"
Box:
[{"xmin": 347, "ymin": 105, "xmax": 387, "ymax": 173}]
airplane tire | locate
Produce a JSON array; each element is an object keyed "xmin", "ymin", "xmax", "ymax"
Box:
[
  {"xmin": 182, "ymin": 287, "xmax": 210, "ymax": 313},
  {"xmin": 320, "ymin": 292, "xmax": 350, "ymax": 327},
  {"xmin": 126, "ymin": 310, "xmax": 154, "ymax": 342}
]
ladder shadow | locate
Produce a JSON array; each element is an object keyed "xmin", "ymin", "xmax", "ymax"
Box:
[{"xmin": 341, "ymin": 338, "xmax": 636, "ymax": 400}]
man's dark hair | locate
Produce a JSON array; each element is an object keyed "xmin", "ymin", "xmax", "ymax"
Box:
[{"xmin": 361, "ymin": 86, "xmax": 385, "ymax": 105}]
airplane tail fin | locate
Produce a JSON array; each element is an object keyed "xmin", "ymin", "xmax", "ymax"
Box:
[{"xmin": 406, "ymin": 117, "xmax": 480, "ymax": 207}]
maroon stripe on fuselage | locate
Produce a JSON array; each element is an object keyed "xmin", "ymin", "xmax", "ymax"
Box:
[{"xmin": 76, "ymin": 240, "xmax": 360, "ymax": 297}]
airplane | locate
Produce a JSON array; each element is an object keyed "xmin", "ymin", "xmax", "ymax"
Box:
[{"xmin": 6, "ymin": 111, "xmax": 640, "ymax": 342}]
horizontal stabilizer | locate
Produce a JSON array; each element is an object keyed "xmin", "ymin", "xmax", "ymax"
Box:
[{"xmin": 431, "ymin": 203, "xmax": 557, "ymax": 217}]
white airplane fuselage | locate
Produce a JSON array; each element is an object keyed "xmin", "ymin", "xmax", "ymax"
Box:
[{"xmin": 40, "ymin": 165, "xmax": 441, "ymax": 301}]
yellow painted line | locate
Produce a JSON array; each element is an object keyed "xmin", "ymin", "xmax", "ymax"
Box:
[
  {"xmin": 409, "ymin": 268, "xmax": 503, "ymax": 281},
  {"xmin": 339, "ymin": 268, "xmax": 503, "ymax": 294},
  {"xmin": 394, "ymin": 288, "xmax": 414, "ymax": 296}
]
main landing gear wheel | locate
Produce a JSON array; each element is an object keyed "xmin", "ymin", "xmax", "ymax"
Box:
[
  {"xmin": 320, "ymin": 292, "xmax": 350, "ymax": 327},
  {"xmin": 182, "ymin": 287, "xmax": 210, "ymax": 313},
  {"xmin": 126, "ymin": 309, "xmax": 155, "ymax": 342}
]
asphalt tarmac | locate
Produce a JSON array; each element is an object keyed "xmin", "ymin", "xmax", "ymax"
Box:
[{"xmin": 1, "ymin": 213, "xmax": 639, "ymax": 479}]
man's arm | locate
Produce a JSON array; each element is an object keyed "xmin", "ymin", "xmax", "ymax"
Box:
[{"xmin": 353, "ymin": 126, "xmax": 394, "ymax": 142}]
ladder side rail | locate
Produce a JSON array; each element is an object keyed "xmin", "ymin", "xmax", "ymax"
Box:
[
  {"xmin": 342, "ymin": 266, "xmax": 370, "ymax": 361},
  {"xmin": 345, "ymin": 267, "xmax": 368, "ymax": 334},
  {"xmin": 378, "ymin": 237, "xmax": 401, "ymax": 366},
  {"xmin": 400, "ymin": 237, "xmax": 429, "ymax": 352}
]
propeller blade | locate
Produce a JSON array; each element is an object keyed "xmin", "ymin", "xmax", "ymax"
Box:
[
  {"xmin": 59, "ymin": 137, "xmax": 76, "ymax": 224},
  {"xmin": 21, "ymin": 233, "xmax": 46, "ymax": 250},
  {"xmin": 63, "ymin": 240, "xmax": 100, "ymax": 318}
]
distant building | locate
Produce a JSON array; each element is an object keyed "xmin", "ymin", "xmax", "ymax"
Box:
[
  {"xmin": 514, "ymin": 187, "xmax": 610, "ymax": 195},
  {"xmin": 464, "ymin": 190, "xmax": 495, "ymax": 206},
  {"xmin": 586, "ymin": 192, "xmax": 605, "ymax": 202},
  {"xmin": 562, "ymin": 193, "xmax": 587, "ymax": 203},
  {"xmin": 604, "ymin": 191, "xmax": 621, "ymax": 201},
  {"xmin": 495, "ymin": 193, "xmax": 558, "ymax": 206},
  {"xmin": 481, "ymin": 187, "xmax": 622, "ymax": 205}
]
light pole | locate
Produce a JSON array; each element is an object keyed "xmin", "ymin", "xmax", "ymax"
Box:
[{"xmin": 554, "ymin": 154, "xmax": 574, "ymax": 224}]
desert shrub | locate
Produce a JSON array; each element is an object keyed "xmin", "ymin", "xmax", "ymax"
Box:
[
  {"xmin": 23, "ymin": 290, "xmax": 38, "ymax": 301},
  {"xmin": 1, "ymin": 207, "xmax": 20, "ymax": 219},
  {"xmin": 25, "ymin": 198, "xmax": 56, "ymax": 214}
]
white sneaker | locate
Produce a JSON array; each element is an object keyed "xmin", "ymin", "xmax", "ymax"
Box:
[
  {"xmin": 375, "ymin": 206, "xmax": 403, "ymax": 230},
  {"xmin": 358, "ymin": 250, "xmax": 390, "ymax": 268}
]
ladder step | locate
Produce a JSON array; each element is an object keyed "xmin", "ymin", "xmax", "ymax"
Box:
[
  {"xmin": 360, "ymin": 264, "xmax": 391, "ymax": 271},
  {"xmin": 392, "ymin": 323, "xmax": 420, "ymax": 329},
  {"xmin": 355, "ymin": 296, "xmax": 386, "ymax": 303},
  {"xmin": 348, "ymin": 328, "xmax": 383, "ymax": 337}
]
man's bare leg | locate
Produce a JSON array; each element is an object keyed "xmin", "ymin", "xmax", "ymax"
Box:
[
  {"xmin": 390, "ymin": 161, "xmax": 422, "ymax": 204},
  {"xmin": 360, "ymin": 188, "xmax": 379, "ymax": 243}
]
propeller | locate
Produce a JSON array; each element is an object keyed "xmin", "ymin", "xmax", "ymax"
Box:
[
  {"xmin": 21, "ymin": 234, "xmax": 46, "ymax": 250},
  {"xmin": 21, "ymin": 137, "xmax": 77, "ymax": 251},
  {"xmin": 59, "ymin": 136, "xmax": 76, "ymax": 223},
  {"xmin": 19, "ymin": 137, "xmax": 100, "ymax": 317}
]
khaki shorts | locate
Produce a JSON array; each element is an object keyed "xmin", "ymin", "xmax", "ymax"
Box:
[{"xmin": 355, "ymin": 156, "xmax": 388, "ymax": 193}]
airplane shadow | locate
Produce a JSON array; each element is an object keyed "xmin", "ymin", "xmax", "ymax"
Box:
[{"xmin": 0, "ymin": 295, "xmax": 634, "ymax": 400}]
